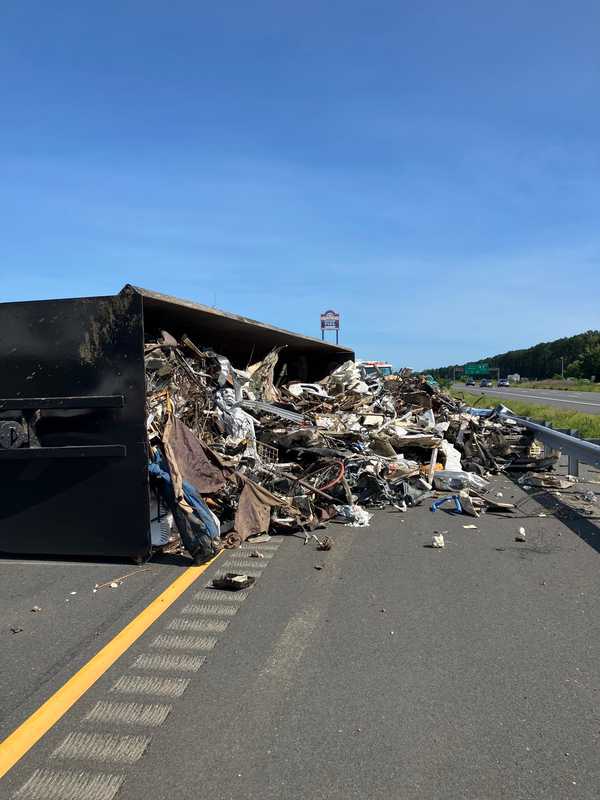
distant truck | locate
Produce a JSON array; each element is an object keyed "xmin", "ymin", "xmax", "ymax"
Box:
[{"xmin": 359, "ymin": 360, "xmax": 394, "ymax": 378}]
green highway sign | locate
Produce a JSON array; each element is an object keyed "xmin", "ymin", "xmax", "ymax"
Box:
[{"xmin": 464, "ymin": 362, "xmax": 489, "ymax": 375}]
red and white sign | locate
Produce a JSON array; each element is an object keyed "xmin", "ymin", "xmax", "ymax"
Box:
[{"xmin": 320, "ymin": 309, "xmax": 340, "ymax": 331}]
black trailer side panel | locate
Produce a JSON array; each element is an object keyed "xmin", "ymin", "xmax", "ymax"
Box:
[{"xmin": 0, "ymin": 290, "xmax": 150, "ymax": 560}]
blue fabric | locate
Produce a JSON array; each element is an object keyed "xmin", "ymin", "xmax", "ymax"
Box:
[{"xmin": 149, "ymin": 452, "xmax": 219, "ymax": 539}]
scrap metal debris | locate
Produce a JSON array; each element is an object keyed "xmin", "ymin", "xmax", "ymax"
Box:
[
  {"xmin": 142, "ymin": 335, "xmax": 554, "ymax": 561},
  {"xmin": 212, "ymin": 573, "xmax": 256, "ymax": 591}
]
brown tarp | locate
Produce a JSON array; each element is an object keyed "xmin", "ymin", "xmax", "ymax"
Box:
[
  {"xmin": 233, "ymin": 477, "xmax": 293, "ymax": 543},
  {"xmin": 163, "ymin": 416, "xmax": 227, "ymax": 500}
]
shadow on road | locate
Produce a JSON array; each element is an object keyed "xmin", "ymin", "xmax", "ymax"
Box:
[{"xmin": 511, "ymin": 482, "xmax": 600, "ymax": 555}]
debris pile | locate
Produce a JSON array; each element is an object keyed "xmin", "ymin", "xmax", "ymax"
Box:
[{"xmin": 144, "ymin": 332, "xmax": 549, "ymax": 563}]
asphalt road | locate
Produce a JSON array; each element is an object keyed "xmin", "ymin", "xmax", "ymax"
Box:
[
  {"xmin": 2, "ymin": 479, "xmax": 600, "ymax": 799},
  {"xmin": 0, "ymin": 554, "xmax": 188, "ymax": 741},
  {"xmin": 453, "ymin": 384, "xmax": 600, "ymax": 415}
]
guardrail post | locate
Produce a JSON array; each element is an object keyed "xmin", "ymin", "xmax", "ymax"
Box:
[
  {"xmin": 567, "ymin": 429, "xmax": 580, "ymax": 477},
  {"xmin": 542, "ymin": 421, "xmax": 559, "ymax": 458}
]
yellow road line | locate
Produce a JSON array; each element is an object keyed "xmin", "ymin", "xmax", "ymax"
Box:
[{"xmin": 0, "ymin": 553, "xmax": 221, "ymax": 781}]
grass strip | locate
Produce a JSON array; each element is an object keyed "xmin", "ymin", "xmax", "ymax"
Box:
[
  {"xmin": 450, "ymin": 390, "xmax": 600, "ymax": 439},
  {"xmin": 516, "ymin": 380, "xmax": 600, "ymax": 393}
]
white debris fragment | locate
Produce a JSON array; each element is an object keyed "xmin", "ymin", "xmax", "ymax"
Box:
[
  {"xmin": 335, "ymin": 504, "xmax": 373, "ymax": 527},
  {"xmin": 439, "ymin": 440, "xmax": 462, "ymax": 471},
  {"xmin": 463, "ymin": 524, "xmax": 478, "ymax": 530},
  {"xmin": 431, "ymin": 533, "xmax": 445, "ymax": 548},
  {"xmin": 515, "ymin": 527, "xmax": 527, "ymax": 542},
  {"xmin": 109, "ymin": 582, "xmax": 119, "ymax": 589}
]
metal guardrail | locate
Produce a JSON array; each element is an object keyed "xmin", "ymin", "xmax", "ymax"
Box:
[{"xmin": 499, "ymin": 411, "xmax": 600, "ymax": 475}]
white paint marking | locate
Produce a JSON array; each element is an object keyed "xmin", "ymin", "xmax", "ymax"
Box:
[
  {"xmin": 182, "ymin": 602, "xmax": 239, "ymax": 617},
  {"xmin": 167, "ymin": 618, "xmax": 229, "ymax": 634},
  {"xmin": 232, "ymin": 549, "xmax": 275, "ymax": 559},
  {"xmin": 240, "ymin": 543, "xmax": 280, "ymax": 552},
  {"xmin": 193, "ymin": 589, "xmax": 248, "ymax": 603},
  {"xmin": 110, "ymin": 674, "xmax": 189, "ymax": 698},
  {"xmin": 217, "ymin": 565, "xmax": 264, "ymax": 577},
  {"xmin": 51, "ymin": 732, "xmax": 150, "ymax": 765},
  {"xmin": 259, "ymin": 607, "xmax": 321, "ymax": 686},
  {"xmin": 150, "ymin": 634, "xmax": 218, "ymax": 651},
  {"xmin": 14, "ymin": 768, "xmax": 124, "ymax": 800},
  {"xmin": 224, "ymin": 557, "xmax": 268, "ymax": 569},
  {"xmin": 84, "ymin": 701, "xmax": 171, "ymax": 727},
  {"xmin": 131, "ymin": 653, "xmax": 205, "ymax": 672}
]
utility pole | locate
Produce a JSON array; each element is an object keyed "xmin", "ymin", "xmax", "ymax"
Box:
[{"xmin": 560, "ymin": 356, "xmax": 565, "ymax": 380}]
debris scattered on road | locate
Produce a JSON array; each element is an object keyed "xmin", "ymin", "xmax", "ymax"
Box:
[
  {"xmin": 249, "ymin": 550, "xmax": 265, "ymax": 558},
  {"xmin": 518, "ymin": 474, "xmax": 573, "ymax": 490},
  {"xmin": 316, "ymin": 536, "xmax": 333, "ymax": 551},
  {"xmin": 94, "ymin": 567, "xmax": 153, "ymax": 592},
  {"xmin": 463, "ymin": 524, "xmax": 478, "ymax": 529},
  {"xmin": 431, "ymin": 495, "xmax": 464, "ymax": 514},
  {"xmin": 515, "ymin": 527, "xmax": 527, "ymax": 542},
  {"xmin": 30, "ymin": 606, "xmax": 42, "ymax": 613},
  {"xmin": 336, "ymin": 505, "xmax": 373, "ymax": 527},
  {"xmin": 212, "ymin": 573, "xmax": 256, "ymax": 591},
  {"xmin": 10, "ymin": 626, "xmax": 23, "ymax": 634},
  {"xmin": 431, "ymin": 532, "xmax": 446, "ymax": 548},
  {"xmin": 140, "ymin": 332, "xmax": 557, "ymax": 558}
]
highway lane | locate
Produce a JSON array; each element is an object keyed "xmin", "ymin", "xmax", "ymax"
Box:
[
  {"xmin": 0, "ymin": 554, "xmax": 189, "ymax": 742},
  {"xmin": 3, "ymin": 478, "xmax": 600, "ymax": 799},
  {"xmin": 452, "ymin": 383, "xmax": 600, "ymax": 414}
]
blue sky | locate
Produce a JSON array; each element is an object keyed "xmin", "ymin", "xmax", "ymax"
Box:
[{"xmin": 1, "ymin": 1, "xmax": 599, "ymax": 369}]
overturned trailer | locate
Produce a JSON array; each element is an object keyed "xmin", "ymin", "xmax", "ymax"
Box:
[{"xmin": 0, "ymin": 285, "xmax": 353, "ymax": 560}]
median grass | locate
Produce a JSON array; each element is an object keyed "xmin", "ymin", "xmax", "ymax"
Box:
[
  {"xmin": 516, "ymin": 380, "xmax": 600, "ymax": 392},
  {"xmin": 450, "ymin": 390, "xmax": 600, "ymax": 439}
]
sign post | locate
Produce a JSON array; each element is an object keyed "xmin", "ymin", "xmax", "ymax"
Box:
[{"xmin": 320, "ymin": 310, "xmax": 340, "ymax": 344}]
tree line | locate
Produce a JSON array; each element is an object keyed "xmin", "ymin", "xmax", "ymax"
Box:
[{"xmin": 426, "ymin": 330, "xmax": 600, "ymax": 381}]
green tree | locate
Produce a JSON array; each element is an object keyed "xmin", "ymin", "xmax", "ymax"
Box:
[
  {"xmin": 566, "ymin": 359, "xmax": 583, "ymax": 379},
  {"xmin": 580, "ymin": 344, "xmax": 600, "ymax": 381}
]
